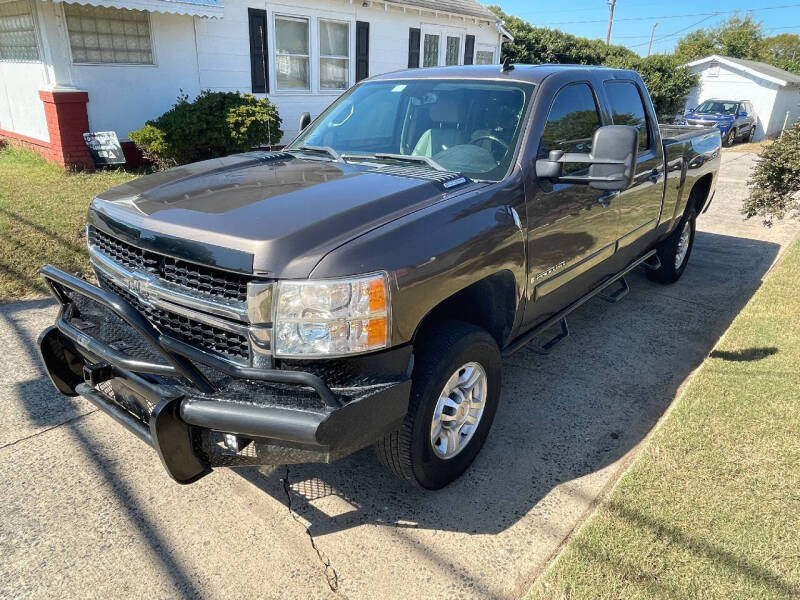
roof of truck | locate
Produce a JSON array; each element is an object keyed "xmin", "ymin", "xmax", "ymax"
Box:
[{"xmin": 371, "ymin": 64, "xmax": 636, "ymax": 84}]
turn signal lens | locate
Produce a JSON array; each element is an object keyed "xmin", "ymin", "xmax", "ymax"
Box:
[{"xmin": 274, "ymin": 273, "xmax": 390, "ymax": 357}]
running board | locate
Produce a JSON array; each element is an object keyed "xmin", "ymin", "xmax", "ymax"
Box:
[
  {"xmin": 528, "ymin": 318, "xmax": 570, "ymax": 355},
  {"xmin": 642, "ymin": 254, "xmax": 662, "ymax": 271},
  {"xmin": 598, "ymin": 276, "xmax": 629, "ymax": 303},
  {"xmin": 502, "ymin": 249, "xmax": 658, "ymax": 357}
]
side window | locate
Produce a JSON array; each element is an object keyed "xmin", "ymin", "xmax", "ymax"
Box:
[
  {"xmin": 604, "ymin": 81, "xmax": 650, "ymax": 153},
  {"xmin": 538, "ymin": 83, "xmax": 601, "ymax": 174}
]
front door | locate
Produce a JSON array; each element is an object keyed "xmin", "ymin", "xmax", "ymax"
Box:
[
  {"xmin": 602, "ymin": 80, "xmax": 664, "ymax": 253},
  {"xmin": 523, "ymin": 82, "xmax": 620, "ymax": 327}
]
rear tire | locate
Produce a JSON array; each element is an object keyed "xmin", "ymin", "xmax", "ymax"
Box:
[
  {"xmin": 374, "ymin": 320, "xmax": 501, "ymax": 489},
  {"xmin": 646, "ymin": 209, "xmax": 696, "ymax": 284},
  {"xmin": 723, "ymin": 128, "xmax": 736, "ymax": 147},
  {"xmin": 747, "ymin": 126, "xmax": 756, "ymax": 142}
]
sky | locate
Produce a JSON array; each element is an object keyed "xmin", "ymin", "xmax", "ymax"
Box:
[{"xmin": 488, "ymin": 0, "xmax": 800, "ymax": 56}]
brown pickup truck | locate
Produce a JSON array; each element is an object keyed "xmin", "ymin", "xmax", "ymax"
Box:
[{"xmin": 38, "ymin": 64, "xmax": 720, "ymax": 489}]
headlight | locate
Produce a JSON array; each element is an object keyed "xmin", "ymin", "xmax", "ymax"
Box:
[{"xmin": 273, "ymin": 273, "xmax": 389, "ymax": 357}]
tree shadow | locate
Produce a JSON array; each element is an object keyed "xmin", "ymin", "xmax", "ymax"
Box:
[
  {"xmin": 710, "ymin": 347, "xmax": 778, "ymax": 362},
  {"xmin": 3, "ymin": 229, "xmax": 787, "ymax": 598},
  {"xmin": 2, "ymin": 298, "xmax": 201, "ymax": 599}
]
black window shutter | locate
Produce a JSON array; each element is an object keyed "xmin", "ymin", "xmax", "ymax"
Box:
[
  {"xmin": 356, "ymin": 21, "xmax": 369, "ymax": 81},
  {"xmin": 248, "ymin": 9, "xmax": 269, "ymax": 93},
  {"xmin": 408, "ymin": 28, "xmax": 420, "ymax": 68},
  {"xmin": 464, "ymin": 35, "xmax": 475, "ymax": 65}
]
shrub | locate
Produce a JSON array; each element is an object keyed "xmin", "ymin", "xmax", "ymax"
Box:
[
  {"xmin": 743, "ymin": 120, "xmax": 800, "ymax": 226},
  {"xmin": 130, "ymin": 91, "xmax": 283, "ymax": 168}
]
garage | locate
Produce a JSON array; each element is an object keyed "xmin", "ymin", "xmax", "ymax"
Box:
[{"xmin": 684, "ymin": 54, "xmax": 800, "ymax": 140}]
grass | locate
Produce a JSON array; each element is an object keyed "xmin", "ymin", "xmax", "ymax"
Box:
[
  {"xmin": 0, "ymin": 146, "xmax": 137, "ymax": 300},
  {"xmin": 528, "ymin": 240, "xmax": 800, "ymax": 600},
  {"xmin": 726, "ymin": 139, "xmax": 773, "ymax": 154}
]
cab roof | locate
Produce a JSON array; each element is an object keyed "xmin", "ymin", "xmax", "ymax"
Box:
[{"xmin": 369, "ymin": 63, "xmax": 638, "ymax": 85}]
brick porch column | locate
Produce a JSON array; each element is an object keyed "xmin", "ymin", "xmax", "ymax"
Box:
[{"xmin": 38, "ymin": 89, "xmax": 94, "ymax": 170}]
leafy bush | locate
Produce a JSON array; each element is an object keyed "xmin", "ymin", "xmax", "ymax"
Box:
[
  {"xmin": 743, "ymin": 121, "xmax": 800, "ymax": 226},
  {"xmin": 130, "ymin": 91, "xmax": 283, "ymax": 168}
]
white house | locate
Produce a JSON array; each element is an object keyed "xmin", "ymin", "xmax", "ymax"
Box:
[
  {"xmin": 0, "ymin": 0, "xmax": 509, "ymax": 168},
  {"xmin": 684, "ymin": 54, "xmax": 800, "ymax": 141}
]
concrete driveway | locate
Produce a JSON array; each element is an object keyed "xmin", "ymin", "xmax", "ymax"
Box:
[{"xmin": 1, "ymin": 151, "xmax": 797, "ymax": 600}]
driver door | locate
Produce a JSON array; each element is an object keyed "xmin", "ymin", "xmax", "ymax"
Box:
[{"xmin": 523, "ymin": 82, "xmax": 620, "ymax": 326}]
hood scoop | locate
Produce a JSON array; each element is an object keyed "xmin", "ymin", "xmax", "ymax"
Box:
[{"xmin": 369, "ymin": 164, "xmax": 469, "ymax": 189}]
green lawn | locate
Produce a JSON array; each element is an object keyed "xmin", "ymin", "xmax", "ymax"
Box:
[
  {"xmin": 0, "ymin": 146, "xmax": 137, "ymax": 300},
  {"xmin": 529, "ymin": 240, "xmax": 800, "ymax": 600}
]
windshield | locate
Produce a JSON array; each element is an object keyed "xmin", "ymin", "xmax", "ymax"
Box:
[
  {"xmin": 694, "ymin": 101, "xmax": 739, "ymax": 115},
  {"xmin": 288, "ymin": 78, "xmax": 535, "ymax": 181}
]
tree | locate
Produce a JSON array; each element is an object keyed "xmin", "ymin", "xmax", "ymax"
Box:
[
  {"xmin": 489, "ymin": 7, "xmax": 697, "ymax": 120},
  {"xmin": 676, "ymin": 15, "xmax": 763, "ymax": 61},
  {"xmin": 488, "ymin": 6, "xmax": 638, "ymax": 65},
  {"xmin": 761, "ymin": 33, "xmax": 800, "ymax": 74},
  {"xmin": 675, "ymin": 30, "xmax": 717, "ymax": 62},
  {"xmin": 716, "ymin": 16, "xmax": 763, "ymax": 59},
  {"xmin": 743, "ymin": 121, "xmax": 800, "ymax": 226}
]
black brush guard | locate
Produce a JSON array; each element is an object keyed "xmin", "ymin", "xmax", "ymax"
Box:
[{"xmin": 37, "ymin": 265, "xmax": 412, "ymax": 484}]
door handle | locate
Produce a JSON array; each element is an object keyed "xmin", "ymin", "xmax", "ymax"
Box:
[{"xmin": 597, "ymin": 191, "xmax": 619, "ymax": 208}]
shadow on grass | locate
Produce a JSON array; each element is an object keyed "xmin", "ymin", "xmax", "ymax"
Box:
[{"xmin": 710, "ymin": 347, "xmax": 778, "ymax": 362}]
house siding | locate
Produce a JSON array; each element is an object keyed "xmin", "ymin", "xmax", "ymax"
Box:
[
  {"xmin": 195, "ymin": 0, "xmax": 501, "ymax": 141},
  {"xmin": 1, "ymin": 0, "xmax": 502, "ymax": 163}
]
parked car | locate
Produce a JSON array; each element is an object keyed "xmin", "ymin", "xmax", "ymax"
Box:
[
  {"xmin": 680, "ymin": 99, "xmax": 756, "ymax": 147},
  {"xmin": 38, "ymin": 64, "xmax": 721, "ymax": 490}
]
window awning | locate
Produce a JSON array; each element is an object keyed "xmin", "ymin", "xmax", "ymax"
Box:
[{"xmin": 56, "ymin": 0, "xmax": 223, "ymax": 18}]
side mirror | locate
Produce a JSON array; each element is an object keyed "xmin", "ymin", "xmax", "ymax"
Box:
[
  {"xmin": 299, "ymin": 112, "xmax": 312, "ymax": 132},
  {"xmin": 687, "ymin": 107, "xmax": 695, "ymax": 113},
  {"xmin": 739, "ymin": 111, "xmax": 747, "ymax": 117},
  {"xmin": 535, "ymin": 125, "xmax": 638, "ymax": 191}
]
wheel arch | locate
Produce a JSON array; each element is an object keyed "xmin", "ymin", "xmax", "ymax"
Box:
[
  {"xmin": 686, "ymin": 173, "xmax": 714, "ymax": 216},
  {"xmin": 411, "ymin": 270, "xmax": 518, "ymax": 349}
]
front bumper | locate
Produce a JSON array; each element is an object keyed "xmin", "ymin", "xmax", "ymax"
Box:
[{"xmin": 38, "ymin": 266, "xmax": 412, "ymax": 483}]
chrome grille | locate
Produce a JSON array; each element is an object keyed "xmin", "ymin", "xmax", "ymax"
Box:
[
  {"xmin": 99, "ymin": 274, "xmax": 250, "ymax": 361},
  {"xmin": 88, "ymin": 226, "xmax": 249, "ymax": 302}
]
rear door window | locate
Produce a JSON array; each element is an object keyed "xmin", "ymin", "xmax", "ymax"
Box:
[
  {"xmin": 604, "ymin": 81, "xmax": 651, "ymax": 153},
  {"xmin": 538, "ymin": 83, "xmax": 601, "ymax": 174}
]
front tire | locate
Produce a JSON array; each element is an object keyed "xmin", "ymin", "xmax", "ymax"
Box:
[
  {"xmin": 646, "ymin": 209, "xmax": 696, "ymax": 284},
  {"xmin": 374, "ymin": 321, "xmax": 501, "ymax": 489}
]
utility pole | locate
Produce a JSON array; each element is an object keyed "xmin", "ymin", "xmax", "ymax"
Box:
[
  {"xmin": 605, "ymin": 0, "xmax": 616, "ymax": 44},
  {"xmin": 647, "ymin": 22, "xmax": 658, "ymax": 56}
]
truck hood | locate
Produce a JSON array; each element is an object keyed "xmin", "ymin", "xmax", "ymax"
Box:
[{"xmin": 89, "ymin": 152, "xmax": 477, "ymax": 278}]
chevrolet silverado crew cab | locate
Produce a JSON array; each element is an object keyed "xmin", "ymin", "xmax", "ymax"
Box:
[{"xmin": 38, "ymin": 64, "xmax": 720, "ymax": 489}]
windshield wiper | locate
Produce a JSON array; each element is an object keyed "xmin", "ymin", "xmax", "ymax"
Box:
[
  {"xmin": 372, "ymin": 153, "xmax": 448, "ymax": 172},
  {"xmin": 293, "ymin": 145, "xmax": 341, "ymax": 161},
  {"xmin": 340, "ymin": 152, "xmax": 455, "ymax": 174}
]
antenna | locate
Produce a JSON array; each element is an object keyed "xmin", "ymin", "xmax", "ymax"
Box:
[{"xmin": 501, "ymin": 55, "xmax": 514, "ymax": 72}]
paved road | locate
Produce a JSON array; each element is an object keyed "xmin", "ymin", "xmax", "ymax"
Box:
[{"xmin": 1, "ymin": 151, "xmax": 797, "ymax": 600}]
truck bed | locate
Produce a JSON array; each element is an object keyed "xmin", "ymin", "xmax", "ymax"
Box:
[{"xmin": 658, "ymin": 123, "xmax": 717, "ymax": 143}]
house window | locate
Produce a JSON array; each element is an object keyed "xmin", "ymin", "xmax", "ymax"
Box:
[
  {"xmin": 445, "ymin": 35, "xmax": 459, "ymax": 66},
  {"xmin": 423, "ymin": 33, "xmax": 438, "ymax": 67},
  {"xmin": 64, "ymin": 4, "xmax": 152, "ymax": 64},
  {"xmin": 475, "ymin": 49, "xmax": 494, "ymax": 65},
  {"xmin": 0, "ymin": 0, "xmax": 39, "ymax": 61},
  {"xmin": 275, "ymin": 15, "xmax": 309, "ymax": 90},
  {"xmin": 319, "ymin": 19, "xmax": 348, "ymax": 90}
]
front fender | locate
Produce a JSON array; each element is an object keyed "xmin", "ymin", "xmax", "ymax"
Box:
[{"xmin": 310, "ymin": 177, "xmax": 527, "ymax": 346}]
